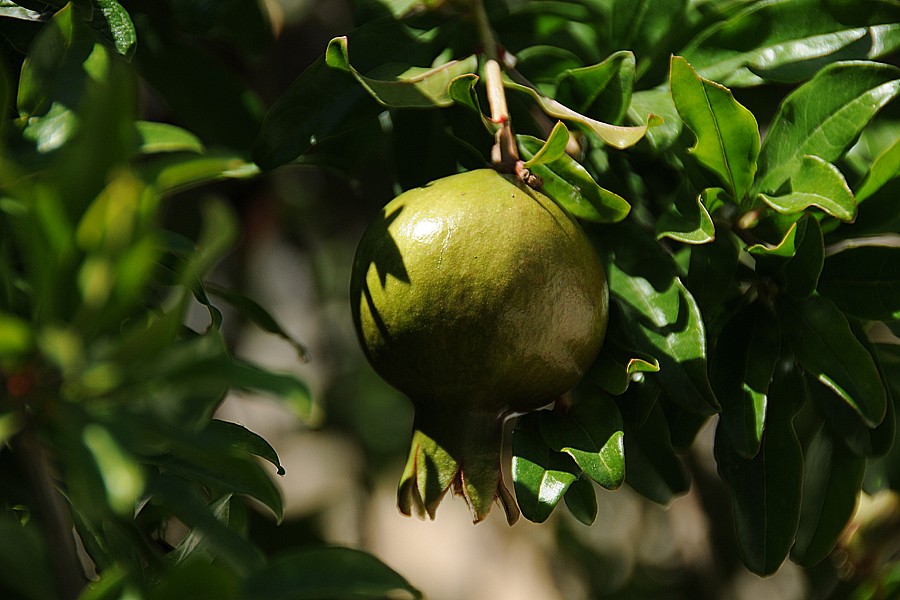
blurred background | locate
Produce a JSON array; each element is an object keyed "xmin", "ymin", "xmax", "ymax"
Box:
[{"xmin": 132, "ymin": 0, "xmax": 899, "ymax": 598}]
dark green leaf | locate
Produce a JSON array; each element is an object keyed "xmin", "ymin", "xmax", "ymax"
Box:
[
  {"xmin": 592, "ymin": 331, "xmax": 660, "ymax": 396},
  {"xmin": 759, "ymin": 156, "xmax": 856, "ymax": 222},
  {"xmin": 714, "ymin": 366, "xmax": 803, "ymax": 575},
  {"xmin": 555, "ymin": 50, "xmax": 635, "ymax": 124},
  {"xmin": 855, "ymin": 137, "xmax": 900, "ymax": 202},
  {"xmin": 656, "ymin": 186, "xmax": 717, "ymax": 245},
  {"xmin": 601, "ymin": 225, "xmax": 720, "ymax": 415},
  {"xmin": 712, "ymin": 302, "xmax": 781, "ymax": 458},
  {"xmin": 147, "ymin": 560, "xmax": 241, "ymax": 600},
  {"xmin": 778, "ymin": 294, "xmax": 886, "ymax": 427},
  {"xmin": 206, "ymin": 283, "xmax": 309, "ymax": 362},
  {"xmin": 782, "ymin": 215, "xmax": 824, "ymax": 298},
  {"xmin": 609, "ymin": 0, "xmax": 688, "ymax": 77},
  {"xmin": 0, "ymin": 517, "xmax": 55, "ymax": 600},
  {"xmin": 623, "ymin": 400, "xmax": 690, "ymax": 504},
  {"xmin": 227, "ymin": 360, "xmax": 314, "ymax": 421},
  {"xmin": 325, "ymin": 36, "xmax": 477, "ymax": 108},
  {"xmin": 168, "ymin": 494, "xmax": 248, "ymax": 568},
  {"xmin": 522, "ymin": 121, "xmax": 569, "ymax": 168},
  {"xmin": 670, "ymin": 56, "xmax": 759, "ymax": 201},
  {"xmin": 512, "ymin": 416, "xmax": 580, "ymax": 523},
  {"xmin": 755, "ymin": 61, "xmax": 900, "ymax": 195},
  {"xmin": 791, "ymin": 426, "xmax": 866, "ymax": 566},
  {"xmin": 206, "ymin": 420, "xmax": 285, "ymax": 476},
  {"xmin": 139, "ymin": 152, "xmax": 259, "ymax": 196},
  {"xmin": 819, "ymin": 243, "xmax": 900, "ymax": 321},
  {"xmin": 563, "ymin": 475, "xmax": 598, "ymax": 526},
  {"xmin": 447, "ymin": 73, "xmax": 493, "ymax": 131},
  {"xmin": 687, "ymin": 225, "xmax": 739, "ymax": 316},
  {"xmin": 682, "ymin": 0, "xmax": 900, "ymax": 86},
  {"xmin": 505, "ymin": 78, "xmax": 654, "ymax": 149},
  {"xmin": 539, "ymin": 396, "xmax": 625, "ymax": 490},
  {"xmin": 518, "ymin": 135, "xmax": 631, "ymax": 223},
  {"xmin": 243, "ymin": 546, "xmax": 423, "ymax": 600}
]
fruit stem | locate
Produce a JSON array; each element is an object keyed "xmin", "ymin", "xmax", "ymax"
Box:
[{"xmin": 471, "ymin": 0, "xmax": 520, "ymax": 172}]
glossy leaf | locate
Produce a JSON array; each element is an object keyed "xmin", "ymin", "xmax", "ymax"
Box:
[
  {"xmin": 755, "ymin": 61, "xmax": 900, "ymax": 195},
  {"xmin": 623, "ymin": 400, "xmax": 689, "ymax": 504},
  {"xmin": 778, "ymin": 294, "xmax": 886, "ymax": 427},
  {"xmin": 512, "ymin": 417, "xmax": 580, "ymax": 523},
  {"xmin": 750, "ymin": 215, "xmax": 824, "ymax": 298},
  {"xmin": 505, "ymin": 78, "xmax": 654, "ymax": 149},
  {"xmin": 206, "ymin": 420, "xmax": 285, "ymax": 476},
  {"xmin": 539, "ymin": 396, "xmax": 625, "ymax": 490},
  {"xmin": 656, "ymin": 186, "xmax": 717, "ymax": 245},
  {"xmin": 714, "ymin": 367, "xmax": 803, "ymax": 575},
  {"xmin": 136, "ymin": 121, "xmax": 204, "ymax": 154},
  {"xmin": 326, "ymin": 37, "xmax": 477, "ymax": 108},
  {"xmin": 447, "ymin": 73, "xmax": 493, "ymax": 131},
  {"xmin": 602, "ymin": 225, "xmax": 719, "ymax": 415},
  {"xmin": 819, "ymin": 244, "xmax": 900, "ymax": 321},
  {"xmin": 791, "ymin": 426, "xmax": 866, "ymax": 566},
  {"xmin": 808, "ymin": 373, "xmax": 893, "ymax": 459},
  {"xmin": 712, "ymin": 302, "xmax": 781, "ymax": 458},
  {"xmin": 95, "ymin": 0, "xmax": 136, "ymax": 58},
  {"xmin": 687, "ymin": 226, "xmax": 739, "ymax": 315},
  {"xmin": 563, "ymin": 475, "xmax": 598, "ymax": 526},
  {"xmin": 243, "ymin": 546, "xmax": 423, "ymax": 600},
  {"xmin": 522, "ymin": 121, "xmax": 569, "ymax": 168},
  {"xmin": 628, "ymin": 88, "xmax": 681, "ymax": 151},
  {"xmin": 682, "ymin": 0, "xmax": 900, "ymax": 86},
  {"xmin": 518, "ymin": 135, "xmax": 631, "ymax": 223},
  {"xmin": 759, "ymin": 156, "xmax": 856, "ymax": 222},
  {"xmin": 855, "ymin": 137, "xmax": 900, "ymax": 202},
  {"xmin": 670, "ymin": 56, "xmax": 759, "ymax": 201},
  {"xmin": 555, "ymin": 50, "xmax": 635, "ymax": 124}
]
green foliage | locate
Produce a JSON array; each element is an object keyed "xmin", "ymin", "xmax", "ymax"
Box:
[{"xmin": 2, "ymin": 0, "xmax": 899, "ymax": 597}]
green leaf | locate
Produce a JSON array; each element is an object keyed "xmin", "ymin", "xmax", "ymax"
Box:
[
  {"xmin": 755, "ymin": 61, "xmax": 900, "ymax": 195},
  {"xmin": 656, "ymin": 186, "xmax": 717, "ymax": 245},
  {"xmin": 750, "ymin": 215, "xmax": 824, "ymax": 298},
  {"xmin": 136, "ymin": 121, "xmax": 204, "ymax": 154},
  {"xmin": 325, "ymin": 36, "xmax": 477, "ymax": 108},
  {"xmin": 0, "ymin": 311, "xmax": 34, "ymax": 360},
  {"xmin": 139, "ymin": 152, "xmax": 259, "ymax": 196},
  {"xmin": 778, "ymin": 294, "xmax": 886, "ymax": 427},
  {"xmin": 670, "ymin": 56, "xmax": 759, "ymax": 201},
  {"xmin": 243, "ymin": 546, "xmax": 423, "ymax": 600},
  {"xmin": 512, "ymin": 417, "xmax": 580, "ymax": 523},
  {"xmin": 602, "ymin": 225, "xmax": 720, "ymax": 415},
  {"xmin": 682, "ymin": 0, "xmax": 900, "ymax": 87},
  {"xmin": 95, "ymin": 0, "xmax": 136, "ymax": 58},
  {"xmin": 206, "ymin": 420, "xmax": 285, "ymax": 476},
  {"xmin": 446, "ymin": 73, "xmax": 493, "ymax": 131},
  {"xmin": 227, "ymin": 360, "xmax": 314, "ymax": 421},
  {"xmin": 714, "ymin": 366, "xmax": 803, "ymax": 575},
  {"xmin": 505, "ymin": 78, "xmax": 655, "ymax": 149},
  {"xmin": 712, "ymin": 302, "xmax": 780, "ymax": 458},
  {"xmin": 592, "ymin": 331, "xmax": 660, "ymax": 396},
  {"xmin": 555, "ymin": 50, "xmax": 635, "ymax": 124},
  {"xmin": 146, "ymin": 560, "xmax": 241, "ymax": 600},
  {"xmin": 687, "ymin": 226, "xmax": 739, "ymax": 316},
  {"xmin": 609, "ymin": 0, "xmax": 688, "ymax": 77},
  {"xmin": 628, "ymin": 88, "xmax": 681, "ymax": 151},
  {"xmin": 82, "ymin": 424, "xmax": 145, "ymax": 515},
  {"xmin": 168, "ymin": 494, "xmax": 249, "ymax": 568},
  {"xmin": 539, "ymin": 396, "xmax": 625, "ymax": 490},
  {"xmin": 855, "ymin": 137, "xmax": 900, "ymax": 202},
  {"xmin": 518, "ymin": 135, "xmax": 631, "ymax": 223},
  {"xmin": 522, "ymin": 121, "xmax": 569, "ymax": 168},
  {"xmin": 819, "ymin": 243, "xmax": 900, "ymax": 321},
  {"xmin": 0, "ymin": 517, "xmax": 55, "ymax": 600},
  {"xmin": 759, "ymin": 156, "xmax": 856, "ymax": 222},
  {"xmin": 205, "ymin": 283, "xmax": 309, "ymax": 362},
  {"xmin": 563, "ymin": 475, "xmax": 598, "ymax": 526},
  {"xmin": 791, "ymin": 426, "xmax": 866, "ymax": 566},
  {"xmin": 623, "ymin": 400, "xmax": 690, "ymax": 504}
]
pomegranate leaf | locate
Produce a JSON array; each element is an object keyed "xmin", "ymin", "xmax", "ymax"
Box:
[
  {"xmin": 512, "ymin": 418, "xmax": 579, "ymax": 523},
  {"xmin": 656, "ymin": 186, "xmax": 718, "ymax": 245},
  {"xmin": 563, "ymin": 475, "xmax": 598, "ymax": 526},
  {"xmin": 855, "ymin": 136, "xmax": 900, "ymax": 202},
  {"xmin": 622, "ymin": 400, "xmax": 689, "ymax": 504},
  {"xmin": 522, "ymin": 121, "xmax": 569, "ymax": 168},
  {"xmin": 819, "ymin": 244, "xmax": 900, "ymax": 321},
  {"xmin": 670, "ymin": 57, "xmax": 759, "ymax": 202},
  {"xmin": 791, "ymin": 426, "xmax": 866, "ymax": 567},
  {"xmin": 555, "ymin": 50, "xmax": 635, "ymax": 125},
  {"xmin": 759, "ymin": 156, "xmax": 856, "ymax": 222}
]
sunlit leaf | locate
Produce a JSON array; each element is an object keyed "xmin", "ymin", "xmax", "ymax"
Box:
[
  {"xmin": 555, "ymin": 50, "xmax": 634, "ymax": 124},
  {"xmin": 759, "ymin": 156, "xmax": 856, "ymax": 222},
  {"xmin": 539, "ymin": 396, "xmax": 625, "ymax": 490},
  {"xmin": 522, "ymin": 121, "xmax": 569, "ymax": 168},
  {"xmin": 670, "ymin": 56, "xmax": 759, "ymax": 201},
  {"xmin": 518, "ymin": 135, "xmax": 630, "ymax": 223},
  {"xmin": 512, "ymin": 417, "xmax": 580, "ymax": 523},
  {"xmin": 325, "ymin": 36, "xmax": 477, "ymax": 108},
  {"xmin": 855, "ymin": 137, "xmax": 900, "ymax": 202},
  {"xmin": 755, "ymin": 61, "xmax": 900, "ymax": 195},
  {"xmin": 791, "ymin": 426, "xmax": 866, "ymax": 566},
  {"xmin": 206, "ymin": 420, "xmax": 285, "ymax": 476},
  {"xmin": 136, "ymin": 121, "xmax": 204, "ymax": 154},
  {"xmin": 778, "ymin": 294, "xmax": 886, "ymax": 427},
  {"xmin": 656, "ymin": 186, "xmax": 717, "ymax": 245},
  {"xmin": 95, "ymin": 0, "xmax": 136, "ymax": 58}
]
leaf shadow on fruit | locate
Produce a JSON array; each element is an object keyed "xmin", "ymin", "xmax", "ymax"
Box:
[{"xmin": 368, "ymin": 206, "xmax": 410, "ymax": 287}]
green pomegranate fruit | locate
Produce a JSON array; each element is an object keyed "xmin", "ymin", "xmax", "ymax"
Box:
[{"xmin": 350, "ymin": 169, "xmax": 608, "ymax": 524}]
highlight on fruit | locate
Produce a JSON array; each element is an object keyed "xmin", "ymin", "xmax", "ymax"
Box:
[{"xmin": 350, "ymin": 169, "xmax": 609, "ymax": 524}]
